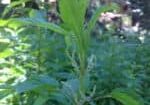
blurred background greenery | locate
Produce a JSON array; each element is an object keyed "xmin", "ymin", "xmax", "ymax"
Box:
[{"xmin": 0, "ymin": 0, "xmax": 149, "ymax": 105}]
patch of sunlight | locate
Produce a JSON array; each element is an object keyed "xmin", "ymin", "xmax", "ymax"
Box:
[{"xmin": 1, "ymin": 0, "xmax": 10, "ymax": 4}]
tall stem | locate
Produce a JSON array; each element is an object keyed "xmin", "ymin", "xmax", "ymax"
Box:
[{"xmin": 78, "ymin": 40, "xmax": 87, "ymax": 96}]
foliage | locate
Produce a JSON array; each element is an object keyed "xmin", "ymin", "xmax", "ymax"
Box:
[{"xmin": 0, "ymin": 0, "xmax": 149, "ymax": 105}]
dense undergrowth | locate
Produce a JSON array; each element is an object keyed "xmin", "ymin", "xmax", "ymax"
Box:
[{"xmin": 0, "ymin": 0, "xmax": 150, "ymax": 105}]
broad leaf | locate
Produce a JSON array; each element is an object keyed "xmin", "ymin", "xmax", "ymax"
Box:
[
  {"xmin": 0, "ymin": 19, "xmax": 9, "ymax": 27},
  {"xmin": 61, "ymin": 79, "xmax": 79, "ymax": 104},
  {"xmin": 8, "ymin": 18, "xmax": 68, "ymax": 35},
  {"xmin": 33, "ymin": 96, "xmax": 49, "ymax": 105},
  {"xmin": 49, "ymin": 92, "xmax": 71, "ymax": 105},
  {"xmin": 111, "ymin": 90, "xmax": 143, "ymax": 105},
  {"xmin": 0, "ymin": 48, "xmax": 14, "ymax": 58},
  {"xmin": 14, "ymin": 75, "xmax": 59, "ymax": 93},
  {"xmin": 59, "ymin": 0, "xmax": 89, "ymax": 32}
]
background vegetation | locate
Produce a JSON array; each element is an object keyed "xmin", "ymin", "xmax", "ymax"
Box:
[{"xmin": 0, "ymin": 0, "xmax": 149, "ymax": 105}]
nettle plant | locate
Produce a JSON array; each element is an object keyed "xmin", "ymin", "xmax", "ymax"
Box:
[{"xmin": 0, "ymin": 0, "xmax": 144, "ymax": 105}]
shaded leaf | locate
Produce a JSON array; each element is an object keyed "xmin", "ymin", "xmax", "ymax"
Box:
[
  {"xmin": 33, "ymin": 96, "xmax": 49, "ymax": 105},
  {"xmin": 87, "ymin": 3, "xmax": 119, "ymax": 32},
  {"xmin": 8, "ymin": 18, "xmax": 68, "ymax": 35},
  {"xmin": 15, "ymin": 75, "xmax": 59, "ymax": 93}
]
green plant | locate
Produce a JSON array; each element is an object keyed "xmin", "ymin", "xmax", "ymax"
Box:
[{"xmin": 0, "ymin": 0, "xmax": 149, "ymax": 105}]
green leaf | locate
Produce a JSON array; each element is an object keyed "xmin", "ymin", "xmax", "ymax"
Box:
[
  {"xmin": 0, "ymin": 39, "xmax": 10, "ymax": 51},
  {"xmin": 49, "ymin": 92, "xmax": 71, "ymax": 105},
  {"xmin": 0, "ymin": 85, "xmax": 14, "ymax": 100},
  {"xmin": 61, "ymin": 79, "xmax": 79, "ymax": 103},
  {"xmin": 8, "ymin": 18, "xmax": 68, "ymax": 35},
  {"xmin": 79, "ymin": 0, "xmax": 90, "ymax": 16},
  {"xmin": 111, "ymin": 90, "xmax": 143, "ymax": 105},
  {"xmin": 87, "ymin": 3, "xmax": 119, "ymax": 32},
  {"xmin": 0, "ymin": 19, "xmax": 9, "ymax": 27},
  {"xmin": 15, "ymin": 75, "xmax": 59, "ymax": 93},
  {"xmin": 0, "ymin": 89, "xmax": 13, "ymax": 100},
  {"xmin": 33, "ymin": 96, "xmax": 49, "ymax": 105},
  {"xmin": 0, "ymin": 48, "xmax": 14, "ymax": 59},
  {"xmin": 59, "ymin": 0, "xmax": 89, "ymax": 32},
  {"xmin": 0, "ymin": 19, "xmax": 24, "ymax": 29},
  {"xmin": 59, "ymin": 0, "xmax": 79, "ymax": 30}
]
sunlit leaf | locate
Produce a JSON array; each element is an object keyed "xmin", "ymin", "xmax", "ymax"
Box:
[
  {"xmin": 0, "ymin": 19, "xmax": 9, "ymax": 27},
  {"xmin": 0, "ymin": 48, "xmax": 14, "ymax": 58},
  {"xmin": 111, "ymin": 90, "xmax": 143, "ymax": 105}
]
